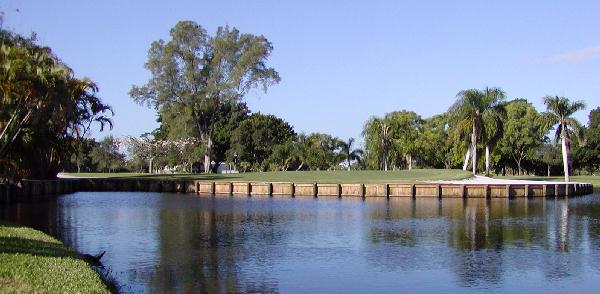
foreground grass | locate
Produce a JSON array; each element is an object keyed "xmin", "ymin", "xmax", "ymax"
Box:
[
  {"xmin": 62, "ymin": 169, "xmax": 472, "ymax": 183},
  {"xmin": 0, "ymin": 221, "xmax": 111, "ymax": 293}
]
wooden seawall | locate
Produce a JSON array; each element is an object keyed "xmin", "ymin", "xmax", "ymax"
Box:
[{"xmin": 0, "ymin": 178, "xmax": 595, "ymax": 205}]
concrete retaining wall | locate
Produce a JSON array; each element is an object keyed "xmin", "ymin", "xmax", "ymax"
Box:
[{"xmin": 0, "ymin": 178, "xmax": 595, "ymax": 205}]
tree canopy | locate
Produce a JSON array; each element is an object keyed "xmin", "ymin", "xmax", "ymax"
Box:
[{"xmin": 130, "ymin": 21, "xmax": 280, "ymax": 172}]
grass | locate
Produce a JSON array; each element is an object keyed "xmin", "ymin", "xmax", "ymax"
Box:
[
  {"xmin": 61, "ymin": 169, "xmax": 473, "ymax": 183},
  {"xmin": 0, "ymin": 221, "xmax": 113, "ymax": 293}
]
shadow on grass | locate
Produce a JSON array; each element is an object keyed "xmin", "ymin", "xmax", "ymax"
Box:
[
  {"xmin": 104, "ymin": 174, "xmax": 243, "ymax": 181},
  {"xmin": 0, "ymin": 236, "xmax": 78, "ymax": 259}
]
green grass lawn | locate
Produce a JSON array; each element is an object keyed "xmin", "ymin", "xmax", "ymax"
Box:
[
  {"xmin": 0, "ymin": 221, "xmax": 113, "ymax": 293},
  {"xmin": 62, "ymin": 169, "xmax": 473, "ymax": 183}
]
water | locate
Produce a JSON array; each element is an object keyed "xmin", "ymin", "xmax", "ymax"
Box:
[{"xmin": 2, "ymin": 192, "xmax": 600, "ymax": 293}]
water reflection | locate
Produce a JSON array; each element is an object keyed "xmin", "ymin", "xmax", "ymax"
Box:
[{"xmin": 1, "ymin": 193, "xmax": 600, "ymax": 293}]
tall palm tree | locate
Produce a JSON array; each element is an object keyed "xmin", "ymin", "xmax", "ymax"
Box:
[
  {"xmin": 340, "ymin": 137, "xmax": 364, "ymax": 171},
  {"xmin": 543, "ymin": 96, "xmax": 585, "ymax": 182},
  {"xmin": 448, "ymin": 87, "xmax": 505, "ymax": 175},
  {"xmin": 480, "ymin": 87, "xmax": 506, "ymax": 176}
]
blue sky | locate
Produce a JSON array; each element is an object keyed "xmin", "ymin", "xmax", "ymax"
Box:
[{"xmin": 2, "ymin": 1, "xmax": 599, "ymax": 145}]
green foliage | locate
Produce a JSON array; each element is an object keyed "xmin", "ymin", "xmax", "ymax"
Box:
[
  {"xmin": 130, "ymin": 21, "xmax": 280, "ymax": 172},
  {"xmin": 574, "ymin": 107, "xmax": 600, "ymax": 173},
  {"xmin": 91, "ymin": 136, "xmax": 125, "ymax": 173},
  {"xmin": 544, "ymin": 96, "xmax": 586, "ymax": 181},
  {"xmin": 300, "ymin": 133, "xmax": 344, "ymax": 170},
  {"xmin": 231, "ymin": 113, "xmax": 295, "ymax": 171},
  {"xmin": 362, "ymin": 110, "xmax": 423, "ymax": 170},
  {"xmin": 447, "ymin": 87, "xmax": 506, "ymax": 175},
  {"xmin": 0, "ymin": 30, "xmax": 112, "ymax": 181},
  {"xmin": 497, "ymin": 99, "xmax": 550, "ymax": 175}
]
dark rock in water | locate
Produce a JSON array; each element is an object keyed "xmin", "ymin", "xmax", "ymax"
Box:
[{"xmin": 82, "ymin": 250, "xmax": 105, "ymax": 266}]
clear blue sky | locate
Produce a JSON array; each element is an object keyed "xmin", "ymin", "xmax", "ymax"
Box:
[{"xmin": 2, "ymin": 1, "xmax": 599, "ymax": 145}]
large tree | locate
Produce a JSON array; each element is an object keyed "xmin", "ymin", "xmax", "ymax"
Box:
[
  {"xmin": 576, "ymin": 107, "xmax": 600, "ymax": 173},
  {"xmin": 0, "ymin": 30, "xmax": 112, "ymax": 180},
  {"xmin": 448, "ymin": 87, "xmax": 505, "ymax": 175},
  {"xmin": 362, "ymin": 117, "xmax": 391, "ymax": 170},
  {"xmin": 498, "ymin": 99, "xmax": 550, "ymax": 175},
  {"xmin": 130, "ymin": 21, "xmax": 280, "ymax": 173},
  {"xmin": 385, "ymin": 110, "xmax": 422, "ymax": 170},
  {"xmin": 543, "ymin": 96, "xmax": 585, "ymax": 182},
  {"xmin": 230, "ymin": 113, "xmax": 295, "ymax": 171}
]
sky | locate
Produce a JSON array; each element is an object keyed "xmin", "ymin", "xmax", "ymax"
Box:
[{"xmin": 2, "ymin": 1, "xmax": 599, "ymax": 146}]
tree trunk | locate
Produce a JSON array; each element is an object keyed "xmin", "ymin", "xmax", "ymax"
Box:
[
  {"xmin": 204, "ymin": 136, "xmax": 213, "ymax": 173},
  {"xmin": 347, "ymin": 158, "xmax": 351, "ymax": 171},
  {"xmin": 382, "ymin": 146, "xmax": 388, "ymax": 171},
  {"xmin": 149, "ymin": 157, "xmax": 154, "ymax": 174},
  {"xmin": 471, "ymin": 123, "xmax": 477, "ymax": 175},
  {"xmin": 485, "ymin": 144, "xmax": 490, "ymax": 177},
  {"xmin": 463, "ymin": 146, "xmax": 471, "ymax": 171},
  {"xmin": 547, "ymin": 164, "xmax": 550, "ymax": 177},
  {"xmin": 406, "ymin": 154, "xmax": 412, "ymax": 170},
  {"xmin": 561, "ymin": 131, "xmax": 570, "ymax": 182},
  {"xmin": 517, "ymin": 159, "xmax": 522, "ymax": 176}
]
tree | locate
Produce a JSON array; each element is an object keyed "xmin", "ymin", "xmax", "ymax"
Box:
[
  {"xmin": 543, "ymin": 96, "xmax": 585, "ymax": 182},
  {"xmin": 385, "ymin": 110, "xmax": 422, "ymax": 170},
  {"xmin": 299, "ymin": 133, "xmax": 344, "ymax": 170},
  {"xmin": 339, "ymin": 138, "xmax": 363, "ymax": 171},
  {"xmin": 574, "ymin": 107, "xmax": 600, "ymax": 173},
  {"xmin": 0, "ymin": 30, "xmax": 112, "ymax": 181},
  {"xmin": 91, "ymin": 136, "xmax": 125, "ymax": 173},
  {"xmin": 418, "ymin": 114, "xmax": 454, "ymax": 169},
  {"xmin": 480, "ymin": 87, "xmax": 506, "ymax": 176},
  {"xmin": 362, "ymin": 117, "xmax": 391, "ymax": 170},
  {"xmin": 130, "ymin": 21, "xmax": 280, "ymax": 173},
  {"xmin": 448, "ymin": 87, "xmax": 505, "ymax": 175},
  {"xmin": 230, "ymin": 113, "xmax": 295, "ymax": 171},
  {"xmin": 498, "ymin": 99, "xmax": 550, "ymax": 175}
]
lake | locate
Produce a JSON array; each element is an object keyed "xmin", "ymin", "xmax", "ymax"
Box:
[{"xmin": 2, "ymin": 192, "xmax": 600, "ymax": 293}]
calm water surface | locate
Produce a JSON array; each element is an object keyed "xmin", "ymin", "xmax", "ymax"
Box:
[{"xmin": 2, "ymin": 192, "xmax": 600, "ymax": 293}]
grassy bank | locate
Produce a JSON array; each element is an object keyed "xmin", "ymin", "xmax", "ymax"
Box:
[
  {"xmin": 0, "ymin": 221, "xmax": 112, "ymax": 293},
  {"xmin": 61, "ymin": 169, "xmax": 473, "ymax": 183}
]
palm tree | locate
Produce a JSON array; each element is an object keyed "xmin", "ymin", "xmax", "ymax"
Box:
[
  {"xmin": 448, "ymin": 87, "xmax": 505, "ymax": 175},
  {"xmin": 543, "ymin": 96, "xmax": 585, "ymax": 182},
  {"xmin": 340, "ymin": 138, "xmax": 364, "ymax": 171},
  {"xmin": 480, "ymin": 87, "xmax": 506, "ymax": 176}
]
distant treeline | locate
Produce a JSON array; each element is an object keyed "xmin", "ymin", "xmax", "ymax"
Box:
[{"xmin": 2, "ymin": 23, "xmax": 599, "ymax": 182}]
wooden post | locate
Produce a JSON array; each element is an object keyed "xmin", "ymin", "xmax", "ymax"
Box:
[
  {"xmin": 506, "ymin": 185, "xmax": 510, "ymax": 198},
  {"xmin": 290, "ymin": 183, "xmax": 295, "ymax": 197},
  {"xmin": 554, "ymin": 184, "xmax": 559, "ymax": 197},
  {"xmin": 542, "ymin": 184, "xmax": 547, "ymax": 197},
  {"xmin": 268, "ymin": 183, "xmax": 273, "ymax": 196},
  {"xmin": 210, "ymin": 182, "xmax": 216, "ymax": 195},
  {"xmin": 460, "ymin": 185, "xmax": 465, "ymax": 198},
  {"xmin": 313, "ymin": 183, "xmax": 318, "ymax": 197},
  {"xmin": 228, "ymin": 182, "xmax": 233, "ymax": 196},
  {"xmin": 436, "ymin": 184, "xmax": 441, "ymax": 198},
  {"xmin": 484, "ymin": 184, "xmax": 489, "ymax": 198},
  {"xmin": 247, "ymin": 182, "xmax": 251, "ymax": 196},
  {"xmin": 384, "ymin": 184, "xmax": 390, "ymax": 198},
  {"xmin": 411, "ymin": 184, "xmax": 416, "ymax": 198},
  {"xmin": 524, "ymin": 185, "xmax": 529, "ymax": 198},
  {"xmin": 360, "ymin": 184, "xmax": 365, "ymax": 197},
  {"xmin": 336, "ymin": 184, "xmax": 341, "ymax": 198}
]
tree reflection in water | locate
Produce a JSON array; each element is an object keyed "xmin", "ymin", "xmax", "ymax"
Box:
[{"xmin": 2, "ymin": 192, "xmax": 600, "ymax": 292}]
